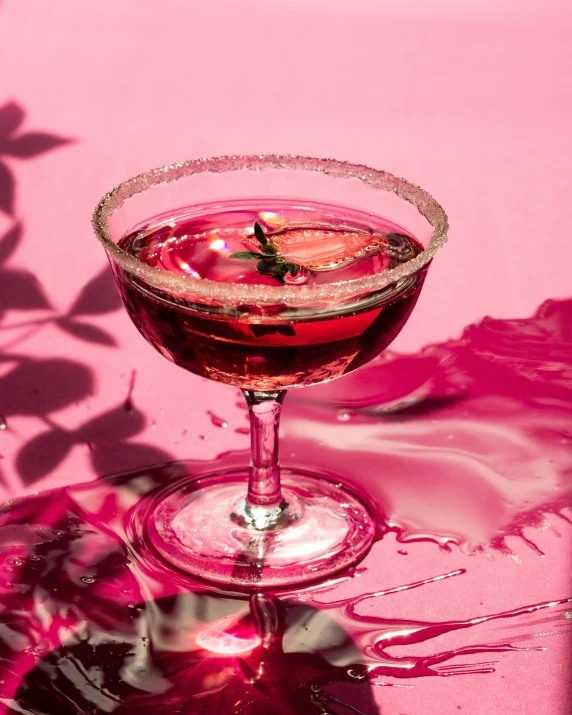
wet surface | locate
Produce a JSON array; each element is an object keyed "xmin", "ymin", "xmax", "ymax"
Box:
[
  {"xmin": 285, "ymin": 297, "xmax": 572, "ymax": 553},
  {"xmin": 0, "ymin": 298, "xmax": 571, "ymax": 713},
  {"xmin": 0, "ymin": 478, "xmax": 570, "ymax": 714}
]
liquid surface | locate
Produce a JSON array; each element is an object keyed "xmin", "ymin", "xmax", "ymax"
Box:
[
  {"xmin": 118, "ymin": 201, "xmax": 421, "ymax": 287},
  {"xmin": 114, "ymin": 202, "xmax": 426, "ymax": 389}
]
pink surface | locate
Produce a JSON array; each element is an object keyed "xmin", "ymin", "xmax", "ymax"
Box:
[{"xmin": 0, "ymin": 1, "xmax": 571, "ymax": 713}]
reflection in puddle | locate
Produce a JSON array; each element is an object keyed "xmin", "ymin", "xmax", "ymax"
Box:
[{"xmin": 1, "ymin": 488, "xmax": 569, "ymax": 714}]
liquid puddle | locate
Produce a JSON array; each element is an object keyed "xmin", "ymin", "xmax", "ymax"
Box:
[
  {"xmin": 0, "ymin": 465, "xmax": 568, "ymax": 713},
  {"xmin": 283, "ymin": 298, "xmax": 572, "ymax": 554}
]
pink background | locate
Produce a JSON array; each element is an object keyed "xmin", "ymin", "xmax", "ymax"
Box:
[{"xmin": 0, "ymin": 1, "xmax": 571, "ymax": 713}]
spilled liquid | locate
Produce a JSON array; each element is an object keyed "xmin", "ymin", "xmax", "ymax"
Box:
[
  {"xmin": 207, "ymin": 411, "xmax": 228, "ymax": 429},
  {"xmin": 285, "ymin": 297, "xmax": 572, "ymax": 553},
  {"xmin": 0, "ymin": 299, "xmax": 571, "ymax": 713},
  {"xmin": 0, "ymin": 481, "xmax": 569, "ymax": 715},
  {"xmin": 123, "ymin": 370, "xmax": 137, "ymax": 415}
]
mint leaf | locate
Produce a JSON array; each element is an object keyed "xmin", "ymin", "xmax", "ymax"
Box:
[
  {"xmin": 229, "ymin": 222, "xmax": 305, "ymax": 284},
  {"xmin": 229, "ymin": 251, "xmax": 262, "ymax": 260},
  {"xmin": 256, "ymin": 258, "xmax": 273, "ymax": 273},
  {"xmin": 254, "ymin": 221, "xmax": 268, "ymax": 246}
]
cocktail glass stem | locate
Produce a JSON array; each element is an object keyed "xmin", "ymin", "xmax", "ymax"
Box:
[{"xmin": 235, "ymin": 389, "xmax": 288, "ymax": 530}]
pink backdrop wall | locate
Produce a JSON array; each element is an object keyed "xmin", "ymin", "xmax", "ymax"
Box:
[{"xmin": 0, "ymin": 2, "xmax": 570, "ymax": 713}]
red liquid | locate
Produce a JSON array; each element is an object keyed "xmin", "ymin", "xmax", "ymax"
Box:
[{"xmin": 115, "ymin": 201, "xmax": 425, "ymax": 389}]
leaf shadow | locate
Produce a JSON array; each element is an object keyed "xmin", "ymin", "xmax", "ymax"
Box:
[
  {"xmin": 67, "ymin": 267, "xmax": 122, "ymax": 318},
  {"xmin": 0, "ymin": 354, "xmax": 173, "ymax": 487},
  {"xmin": 0, "ymin": 224, "xmax": 51, "ymax": 321},
  {"xmin": 0, "ymin": 100, "xmax": 173, "ymax": 492},
  {"xmin": 0, "ymin": 221, "xmax": 121, "ymax": 343},
  {"xmin": 0, "ymin": 357, "xmax": 94, "ymax": 418},
  {"xmin": 14, "ymin": 398, "xmax": 173, "ymax": 486},
  {"xmin": 0, "ymin": 100, "xmax": 74, "ymax": 217}
]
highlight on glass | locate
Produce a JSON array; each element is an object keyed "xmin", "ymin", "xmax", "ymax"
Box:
[{"xmin": 92, "ymin": 155, "xmax": 448, "ymax": 588}]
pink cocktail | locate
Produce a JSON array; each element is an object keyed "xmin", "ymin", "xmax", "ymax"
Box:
[{"xmin": 93, "ymin": 155, "xmax": 448, "ymax": 588}]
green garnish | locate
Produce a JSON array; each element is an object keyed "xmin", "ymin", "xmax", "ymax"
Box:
[
  {"xmin": 229, "ymin": 251, "xmax": 262, "ymax": 260},
  {"xmin": 229, "ymin": 222, "xmax": 303, "ymax": 284},
  {"xmin": 254, "ymin": 221, "xmax": 268, "ymax": 246}
]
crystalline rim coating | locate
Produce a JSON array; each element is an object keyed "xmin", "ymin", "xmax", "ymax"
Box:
[{"xmin": 92, "ymin": 154, "xmax": 449, "ymax": 307}]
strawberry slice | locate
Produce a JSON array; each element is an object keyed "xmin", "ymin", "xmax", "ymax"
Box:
[{"xmin": 267, "ymin": 228, "xmax": 386, "ymax": 272}]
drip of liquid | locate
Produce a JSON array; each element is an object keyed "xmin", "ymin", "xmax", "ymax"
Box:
[
  {"xmin": 207, "ymin": 410, "xmax": 229, "ymax": 429},
  {"xmin": 123, "ymin": 370, "xmax": 137, "ymax": 414},
  {"xmin": 0, "ymin": 415, "xmax": 6, "ymax": 430},
  {"xmin": 303, "ymin": 570, "xmax": 569, "ymax": 676}
]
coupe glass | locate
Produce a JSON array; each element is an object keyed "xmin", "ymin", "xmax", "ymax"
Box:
[{"xmin": 92, "ymin": 155, "xmax": 448, "ymax": 588}]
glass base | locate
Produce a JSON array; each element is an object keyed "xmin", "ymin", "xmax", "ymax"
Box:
[{"xmin": 147, "ymin": 470, "xmax": 375, "ymax": 588}]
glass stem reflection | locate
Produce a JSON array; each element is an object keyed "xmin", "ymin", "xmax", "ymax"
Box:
[{"xmin": 240, "ymin": 389, "xmax": 288, "ymax": 529}]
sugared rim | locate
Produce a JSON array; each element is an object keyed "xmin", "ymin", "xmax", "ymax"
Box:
[{"xmin": 92, "ymin": 154, "xmax": 448, "ymax": 307}]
